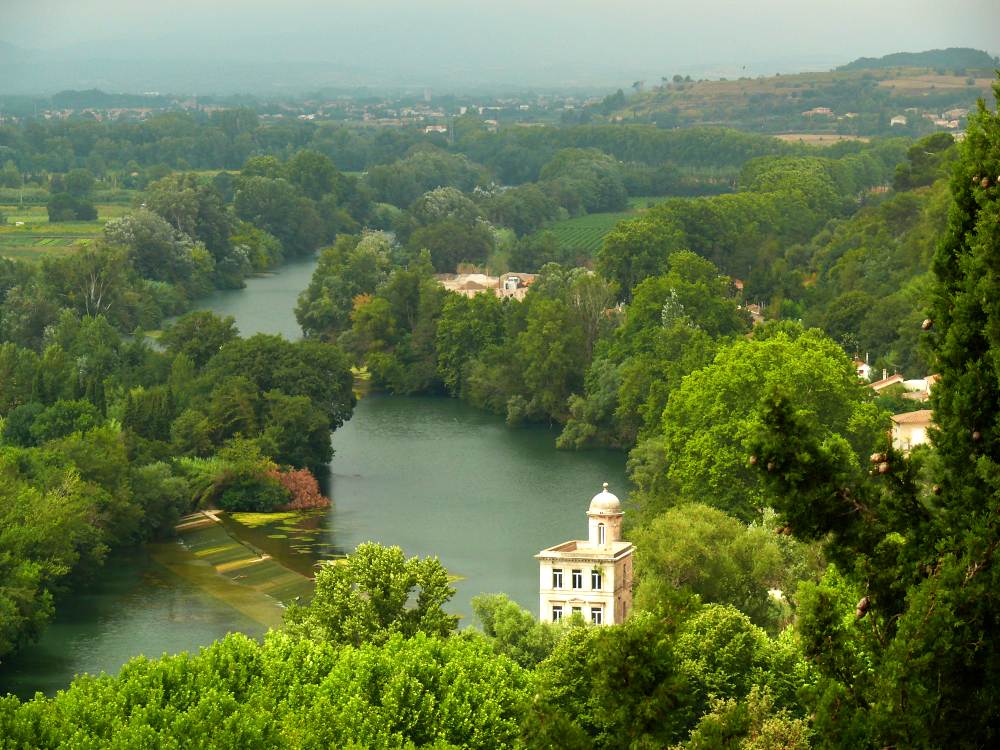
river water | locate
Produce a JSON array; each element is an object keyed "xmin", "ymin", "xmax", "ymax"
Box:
[{"xmin": 0, "ymin": 255, "xmax": 627, "ymax": 697}]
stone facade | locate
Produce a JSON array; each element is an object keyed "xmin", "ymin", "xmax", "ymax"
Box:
[{"xmin": 535, "ymin": 483, "xmax": 634, "ymax": 625}]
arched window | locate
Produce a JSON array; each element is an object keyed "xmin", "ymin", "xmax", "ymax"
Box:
[{"xmin": 598, "ymin": 523, "xmax": 606, "ymax": 545}]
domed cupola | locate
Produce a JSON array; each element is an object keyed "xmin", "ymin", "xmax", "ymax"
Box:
[
  {"xmin": 588, "ymin": 482, "xmax": 622, "ymax": 516},
  {"xmin": 587, "ymin": 482, "xmax": 623, "ymax": 546}
]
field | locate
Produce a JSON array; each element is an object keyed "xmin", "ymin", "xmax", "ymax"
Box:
[
  {"xmin": 0, "ymin": 204, "xmax": 129, "ymax": 261},
  {"xmin": 877, "ymin": 74, "xmax": 993, "ymax": 92},
  {"xmin": 546, "ymin": 211, "xmax": 635, "ymax": 254}
]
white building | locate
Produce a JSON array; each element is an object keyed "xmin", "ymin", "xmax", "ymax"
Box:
[
  {"xmin": 535, "ymin": 483, "xmax": 635, "ymax": 626},
  {"xmin": 891, "ymin": 409, "xmax": 933, "ymax": 452},
  {"xmin": 853, "ymin": 357, "xmax": 872, "ymax": 382}
]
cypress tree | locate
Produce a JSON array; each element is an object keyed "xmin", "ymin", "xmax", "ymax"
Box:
[{"xmin": 750, "ymin": 80, "xmax": 1000, "ymax": 748}]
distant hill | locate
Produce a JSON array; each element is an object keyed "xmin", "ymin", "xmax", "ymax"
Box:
[{"xmin": 838, "ymin": 48, "xmax": 998, "ymax": 72}]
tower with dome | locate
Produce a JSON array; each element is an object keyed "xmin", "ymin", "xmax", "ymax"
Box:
[{"xmin": 534, "ymin": 482, "xmax": 635, "ymax": 625}]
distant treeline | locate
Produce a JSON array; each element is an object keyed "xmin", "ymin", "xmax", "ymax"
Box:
[
  {"xmin": 0, "ymin": 110, "xmax": 870, "ymax": 180},
  {"xmin": 837, "ymin": 47, "xmax": 998, "ymax": 72}
]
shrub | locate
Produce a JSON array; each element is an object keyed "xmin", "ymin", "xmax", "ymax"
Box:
[{"xmin": 269, "ymin": 468, "xmax": 330, "ymax": 510}]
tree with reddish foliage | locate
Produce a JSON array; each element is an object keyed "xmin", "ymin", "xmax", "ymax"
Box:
[{"xmin": 269, "ymin": 468, "xmax": 330, "ymax": 510}]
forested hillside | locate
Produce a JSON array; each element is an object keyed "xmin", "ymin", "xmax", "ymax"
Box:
[{"xmin": 2, "ymin": 49, "xmax": 999, "ymax": 747}]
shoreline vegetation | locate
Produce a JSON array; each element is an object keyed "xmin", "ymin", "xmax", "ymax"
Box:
[{"xmin": 2, "ymin": 48, "xmax": 1000, "ymax": 746}]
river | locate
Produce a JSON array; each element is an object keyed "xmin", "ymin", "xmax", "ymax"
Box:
[{"xmin": 0, "ymin": 255, "xmax": 628, "ymax": 697}]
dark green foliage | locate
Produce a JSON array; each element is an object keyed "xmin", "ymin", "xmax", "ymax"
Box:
[
  {"xmin": 160, "ymin": 310, "xmax": 239, "ymax": 367},
  {"xmin": 838, "ymin": 47, "xmax": 997, "ymax": 72},
  {"xmin": 409, "ymin": 217, "xmax": 495, "ymax": 272},
  {"xmin": 216, "ymin": 474, "xmax": 289, "ymax": 512},
  {"xmin": 208, "ymin": 333, "xmax": 355, "ymax": 432},
  {"xmin": 893, "ymin": 132, "xmax": 958, "ymax": 190},
  {"xmin": 45, "ymin": 191, "xmax": 96, "ymax": 222},
  {"xmin": 745, "ymin": 80, "xmax": 1000, "ymax": 749},
  {"xmin": 0, "ymin": 402, "xmax": 44, "ymax": 446},
  {"xmin": 435, "ymin": 292, "xmax": 504, "ymax": 396},
  {"xmin": 29, "ymin": 399, "xmax": 100, "ymax": 443},
  {"xmin": 367, "ymin": 146, "xmax": 488, "ymax": 207}
]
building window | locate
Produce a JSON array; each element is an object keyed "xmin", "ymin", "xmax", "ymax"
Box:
[
  {"xmin": 591, "ymin": 607, "xmax": 603, "ymax": 625},
  {"xmin": 572, "ymin": 569, "xmax": 583, "ymax": 589},
  {"xmin": 552, "ymin": 605, "xmax": 563, "ymax": 623},
  {"xmin": 598, "ymin": 523, "xmax": 606, "ymax": 545},
  {"xmin": 552, "ymin": 568, "xmax": 563, "ymax": 589},
  {"xmin": 591, "ymin": 570, "xmax": 602, "ymax": 590},
  {"xmin": 571, "ymin": 606, "xmax": 582, "ymax": 617}
]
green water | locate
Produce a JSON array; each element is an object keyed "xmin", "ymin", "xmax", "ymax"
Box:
[
  {"xmin": 0, "ymin": 548, "xmax": 267, "ymax": 698},
  {"xmin": 325, "ymin": 395, "xmax": 627, "ymax": 619},
  {"xmin": 0, "ymin": 255, "xmax": 627, "ymax": 697},
  {"xmin": 196, "ymin": 255, "xmax": 319, "ymax": 339}
]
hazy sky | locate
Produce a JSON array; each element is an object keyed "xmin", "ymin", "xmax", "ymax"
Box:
[{"xmin": 3, "ymin": 0, "xmax": 998, "ymax": 90}]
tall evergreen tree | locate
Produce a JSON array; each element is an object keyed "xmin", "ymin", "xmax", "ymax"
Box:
[{"xmin": 751, "ymin": 80, "xmax": 1000, "ymax": 748}]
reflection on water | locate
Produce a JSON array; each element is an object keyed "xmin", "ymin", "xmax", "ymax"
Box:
[
  {"xmin": 194, "ymin": 255, "xmax": 319, "ymax": 339},
  {"xmin": 326, "ymin": 394, "xmax": 629, "ymax": 618},
  {"xmin": 0, "ymin": 256, "xmax": 630, "ymax": 697},
  {"xmin": 0, "ymin": 548, "xmax": 267, "ymax": 698}
]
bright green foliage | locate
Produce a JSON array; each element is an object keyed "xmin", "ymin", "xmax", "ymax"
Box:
[
  {"xmin": 471, "ymin": 593, "xmax": 565, "ymax": 668},
  {"xmin": 562, "ymin": 251, "xmax": 745, "ymax": 449},
  {"xmin": 634, "ymin": 504, "xmax": 820, "ymax": 632},
  {"xmin": 0, "ymin": 453, "xmax": 101, "ymax": 661},
  {"xmin": 435, "ymin": 292, "xmax": 504, "ymax": 396},
  {"xmin": 597, "ymin": 215, "xmax": 686, "ymax": 298},
  {"xmin": 0, "ymin": 424, "xmax": 147, "ymax": 661},
  {"xmin": 679, "ymin": 686, "xmax": 811, "ymax": 750},
  {"xmin": 0, "ymin": 630, "xmax": 529, "ymax": 749},
  {"xmin": 746, "ymin": 81, "xmax": 1000, "ymax": 750},
  {"xmin": 295, "ymin": 232, "xmax": 393, "ymax": 338},
  {"xmin": 284, "ymin": 542, "xmax": 459, "ymax": 647},
  {"xmin": 675, "ymin": 605, "xmax": 806, "ymax": 719},
  {"xmin": 635, "ymin": 325, "xmax": 881, "ymax": 522}
]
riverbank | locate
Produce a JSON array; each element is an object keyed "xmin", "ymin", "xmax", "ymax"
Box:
[
  {"xmin": 1, "ymin": 257, "xmax": 628, "ymax": 698},
  {"xmin": 174, "ymin": 511, "xmax": 314, "ymax": 611}
]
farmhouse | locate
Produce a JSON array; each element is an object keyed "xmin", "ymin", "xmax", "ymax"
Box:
[{"xmin": 434, "ymin": 272, "xmax": 536, "ymax": 301}]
